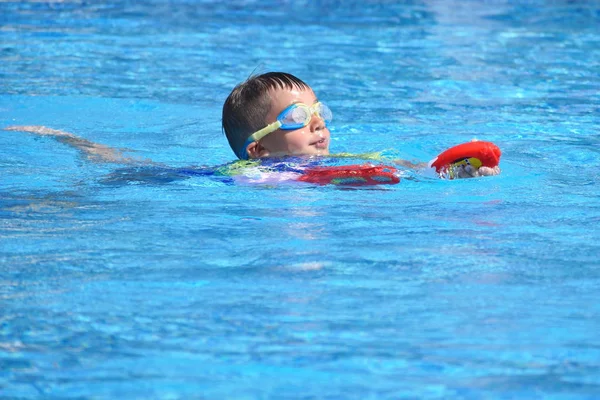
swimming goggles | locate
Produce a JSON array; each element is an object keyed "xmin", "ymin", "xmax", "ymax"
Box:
[{"xmin": 239, "ymin": 102, "xmax": 333, "ymax": 159}]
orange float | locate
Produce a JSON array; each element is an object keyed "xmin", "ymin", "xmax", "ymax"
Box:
[{"xmin": 429, "ymin": 141, "xmax": 501, "ymax": 174}]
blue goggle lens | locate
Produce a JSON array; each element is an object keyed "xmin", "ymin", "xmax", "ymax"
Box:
[{"xmin": 279, "ymin": 103, "xmax": 332, "ymax": 130}]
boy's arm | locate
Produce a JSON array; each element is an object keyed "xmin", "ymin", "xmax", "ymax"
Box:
[
  {"xmin": 392, "ymin": 158, "xmax": 500, "ymax": 178},
  {"xmin": 4, "ymin": 125, "xmax": 153, "ymax": 165},
  {"xmin": 333, "ymin": 153, "xmax": 500, "ymax": 179}
]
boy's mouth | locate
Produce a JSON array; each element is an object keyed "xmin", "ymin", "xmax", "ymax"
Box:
[{"xmin": 313, "ymin": 137, "xmax": 328, "ymax": 149}]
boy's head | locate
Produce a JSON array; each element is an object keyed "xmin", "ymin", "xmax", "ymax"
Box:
[{"xmin": 222, "ymin": 72, "xmax": 332, "ymax": 160}]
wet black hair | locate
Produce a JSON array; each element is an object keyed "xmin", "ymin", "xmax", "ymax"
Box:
[{"xmin": 222, "ymin": 72, "xmax": 310, "ymax": 159}]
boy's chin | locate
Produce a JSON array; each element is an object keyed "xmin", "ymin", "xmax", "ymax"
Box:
[
  {"xmin": 307, "ymin": 147, "xmax": 330, "ymax": 156},
  {"xmin": 261, "ymin": 148, "xmax": 330, "ymax": 159}
]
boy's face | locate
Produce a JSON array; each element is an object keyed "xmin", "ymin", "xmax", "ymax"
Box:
[{"xmin": 246, "ymin": 87, "xmax": 330, "ymax": 158}]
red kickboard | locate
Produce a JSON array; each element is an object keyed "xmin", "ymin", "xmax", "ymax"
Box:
[{"xmin": 298, "ymin": 164, "xmax": 400, "ymax": 186}]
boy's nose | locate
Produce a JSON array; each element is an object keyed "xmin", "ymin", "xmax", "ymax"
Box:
[{"xmin": 309, "ymin": 113, "xmax": 325, "ymax": 132}]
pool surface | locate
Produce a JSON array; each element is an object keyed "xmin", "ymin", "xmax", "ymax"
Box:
[{"xmin": 1, "ymin": 1, "xmax": 600, "ymax": 399}]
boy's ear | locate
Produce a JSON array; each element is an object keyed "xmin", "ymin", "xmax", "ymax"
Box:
[{"xmin": 245, "ymin": 141, "xmax": 262, "ymax": 159}]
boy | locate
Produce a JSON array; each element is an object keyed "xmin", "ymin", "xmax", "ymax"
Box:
[
  {"xmin": 4, "ymin": 72, "xmax": 499, "ymax": 179},
  {"xmin": 223, "ymin": 72, "xmax": 499, "ymax": 178}
]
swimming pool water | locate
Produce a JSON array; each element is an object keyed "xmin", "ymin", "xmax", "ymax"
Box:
[{"xmin": 1, "ymin": 1, "xmax": 600, "ymax": 399}]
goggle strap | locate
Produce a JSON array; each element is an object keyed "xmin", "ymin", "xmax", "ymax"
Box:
[
  {"xmin": 248, "ymin": 120, "xmax": 282, "ymax": 143},
  {"xmin": 239, "ymin": 120, "xmax": 282, "ymax": 159}
]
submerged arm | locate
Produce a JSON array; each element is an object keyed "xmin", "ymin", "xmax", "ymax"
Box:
[
  {"xmin": 393, "ymin": 159, "xmax": 428, "ymax": 170},
  {"xmin": 392, "ymin": 159, "xmax": 500, "ymax": 178},
  {"xmin": 4, "ymin": 125, "xmax": 153, "ymax": 164},
  {"xmin": 332, "ymin": 152, "xmax": 499, "ymax": 178}
]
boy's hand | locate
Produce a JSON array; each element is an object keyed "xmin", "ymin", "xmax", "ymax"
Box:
[
  {"xmin": 4, "ymin": 125, "xmax": 73, "ymax": 137},
  {"xmin": 454, "ymin": 164, "xmax": 501, "ymax": 179}
]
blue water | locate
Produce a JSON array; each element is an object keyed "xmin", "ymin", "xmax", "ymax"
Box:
[{"xmin": 1, "ymin": 1, "xmax": 600, "ymax": 399}]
